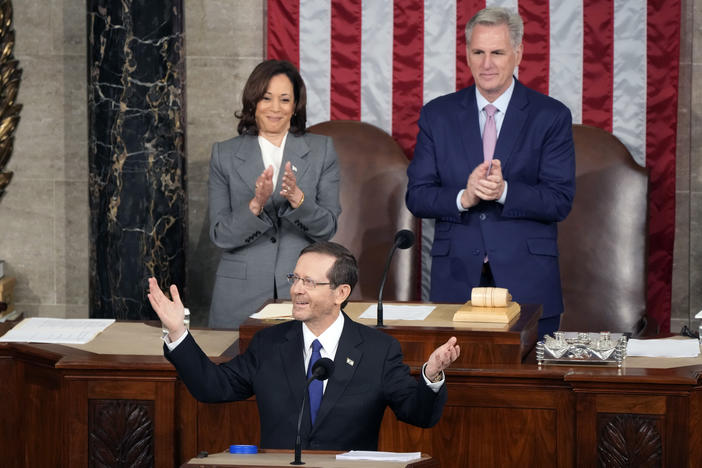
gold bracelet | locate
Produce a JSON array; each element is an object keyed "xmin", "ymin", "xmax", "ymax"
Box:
[{"xmin": 295, "ymin": 192, "xmax": 304, "ymax": 209}]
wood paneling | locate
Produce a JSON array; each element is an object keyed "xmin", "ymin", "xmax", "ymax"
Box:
[{"xmin": 2, "ymin": 321, "xmax": 702, "ymax": 467}]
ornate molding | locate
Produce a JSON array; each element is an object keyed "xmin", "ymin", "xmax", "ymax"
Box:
[
  {"xmin": 598, "ymin": 414, "xmax": 662, "ymax": 467},
  {"xmin": 89, "ymin": 399, "xmax": 154, "ymax": 468},
  {"xmin": 0, "ymin": 0, "xmax": 22, "ymax": 202}
]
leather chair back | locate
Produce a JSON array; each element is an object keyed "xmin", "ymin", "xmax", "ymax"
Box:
[
  {"xmin": 558, "ymin": 124, "xmax": 648, "ymax": 334},
  {"xmin": 308, "ymin": 120, "xmax": 420, "ymax": 301}
]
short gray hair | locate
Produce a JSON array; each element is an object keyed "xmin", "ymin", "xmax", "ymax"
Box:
[{"xmin": 465, "ymin": 7, "xmax": 523, "ymax": 49}]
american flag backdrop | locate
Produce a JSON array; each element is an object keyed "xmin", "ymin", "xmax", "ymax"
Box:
[{"xmin": 267, "ymin": 0, "xmax": 681, "ymax": 331}]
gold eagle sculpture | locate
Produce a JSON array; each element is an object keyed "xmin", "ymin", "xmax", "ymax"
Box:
[{"xmin": 0, "ymin": 0, "xmax": 22, "ymax": 202}]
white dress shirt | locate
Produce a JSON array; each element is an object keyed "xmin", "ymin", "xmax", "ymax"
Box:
[
  {"xmin": 301, "ymin": 312, "xmax": 345, "ymax": 392},
  {"xmin": 258, "ymin": 132, "xmax": 288, "ymax": 189}
]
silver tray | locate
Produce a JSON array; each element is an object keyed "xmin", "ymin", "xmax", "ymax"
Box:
[{"xmin": 536, "ymin": 331, "xmax": 627, "ymax": 367}]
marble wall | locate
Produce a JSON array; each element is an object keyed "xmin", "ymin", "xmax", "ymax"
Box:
[
  {"xmin": 0, "ymin": 0, "xmax": 699, "ymax": 330},
  {"xmin": 87, "ymin": 0, "xmax": 186, "ymax": 320}
]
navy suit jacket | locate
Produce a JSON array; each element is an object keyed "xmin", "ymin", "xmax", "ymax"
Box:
[
  {"xmin": 165, "ymin": 313, "xmax": 446, "ymax": 450},
  {"xmin": 406, "ymin": 79, "xmax": 575, "ymax": 319}
]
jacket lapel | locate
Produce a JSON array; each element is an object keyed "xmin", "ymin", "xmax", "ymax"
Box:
[
  {"xmin": 458, "ymin": 87, "xmax": 485, "ymax": 172},
  {"xmin": 495, "ymin": 78, "xmax": 528, "ymax": 169},
  {"xmin": 309, "ymin": 314, "xmax": 363, "ymax": 432},
  {"xmin": 280, "ymin": 322, "xmax": 307, "ymax": 413},
  {"xmin": 233, "ymin": 135, "xmax": 265, "ymax": 195}
]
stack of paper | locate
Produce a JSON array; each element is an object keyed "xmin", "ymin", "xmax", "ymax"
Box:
[
  {"xmin": 626, "ymin": 338, "xmax": 700, "ymax": 358},
  {"xmin": 359, "ymin": 304, "xmax": 435, "ymax": 320},
  {"xmin": 249, "ymin": 303, "xmax": 293, "ymax": 319},
  {"xmin": 336, "ymin": 451, "xmax": 422, "ymax": 462},
  {"xmin": 0, "ymin": 317, "xmax": 115, "ymax": 344}
]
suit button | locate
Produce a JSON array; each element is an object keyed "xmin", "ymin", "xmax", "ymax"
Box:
[
  {"xmin": 479, "ymin": 213, "xmax": 487, "ymax": 220},
  {"xmin": 270, "ymin": 237, "xmax": 276, "ymax": 243}
]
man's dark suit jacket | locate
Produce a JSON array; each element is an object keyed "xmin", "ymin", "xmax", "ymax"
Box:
[
  {"xmin": 406, "ymin": 78, "xmax": 576, "ymax": 321},
  {"xmin": 165, "ymin": 313, "xmax": 447, "ymax": 450}
]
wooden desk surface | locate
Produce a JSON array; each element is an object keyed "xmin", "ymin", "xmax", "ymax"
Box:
[{"xmin": 181, "ymin": 450, "xmax": 438, "ymax": 468}]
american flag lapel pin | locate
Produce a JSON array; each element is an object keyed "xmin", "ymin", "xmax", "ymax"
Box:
[{"xmin": 346, "ymin": 357, "xmax": 354, "ymax": 366}]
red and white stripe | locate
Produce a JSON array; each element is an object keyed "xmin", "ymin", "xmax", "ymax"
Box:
[{"xmin": 267, "ymin": 0, "xmax": 680, "ymax": 331}]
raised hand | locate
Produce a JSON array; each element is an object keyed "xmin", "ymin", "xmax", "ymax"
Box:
[
  {"xmin": 425, "ymin": 336, "xmax": 460, "ymax": 381},
  {"xmin": 147, "ymin": 277, "xmax": 186, "ymax": 341}
]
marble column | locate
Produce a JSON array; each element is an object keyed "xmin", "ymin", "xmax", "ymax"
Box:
[{"xmin": 87, "ymin": 0, "xmax": 186, "ymax": 320}]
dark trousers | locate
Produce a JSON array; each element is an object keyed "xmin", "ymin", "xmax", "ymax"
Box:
[{"xmin": 479, "ymin": 262, "xmax": 495, "ymax": 287}]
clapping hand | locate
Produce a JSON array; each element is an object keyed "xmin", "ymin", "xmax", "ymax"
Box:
[
  {"xmin": 280, "ymin": 161, "xmax": 304, "ymax": 208},
  {"xmin": 249, "ymin": 165, "xmax": 274, "ymax": 215},
  {"xmin": 475, "ymin": 159, "xmax": 505, "ymax": 201}
]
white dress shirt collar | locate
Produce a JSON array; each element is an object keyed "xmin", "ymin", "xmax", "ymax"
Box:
[
  {"xmin": 475, "ymin": 77, "xmax": 515, "ymax": 117},
  {"xmin": 302, "ymin": 311, "xmax": 345, "ymax": 362}
]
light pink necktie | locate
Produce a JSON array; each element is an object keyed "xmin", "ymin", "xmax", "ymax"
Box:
[
  {"xmin": 482, "ymin": 104, "xmax": 497, "ymax": 264},
  {"xmin": 483, "ymin": 104, "xmax": 498, "ymax": 164}
]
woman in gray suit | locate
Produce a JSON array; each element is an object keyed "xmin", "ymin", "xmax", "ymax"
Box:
[{"xmin": 208, "ymin": 60, "xmax": 341, "ymax": 328}]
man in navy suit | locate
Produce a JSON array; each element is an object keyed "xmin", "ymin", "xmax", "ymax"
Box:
[
  {"xmin": 148, "ymin": 241, "xmax": 460, "ymax": 450},
  {"xmin": 406, "ymin": 7, "xmax": 575, "ymax": 338}
]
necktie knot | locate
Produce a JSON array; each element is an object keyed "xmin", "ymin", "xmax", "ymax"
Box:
[
  {"xmin": 311, "ymin": 339, "xmax": 322, "ymax": 353},
  {"xmin": 484, "ymin": 104, "xmax": 497, "ymax": 117}
]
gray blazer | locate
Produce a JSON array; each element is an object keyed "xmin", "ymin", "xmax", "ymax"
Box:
[{"xmin": 208, "ymin": 132, "xmax": 341, "ymax": 328}]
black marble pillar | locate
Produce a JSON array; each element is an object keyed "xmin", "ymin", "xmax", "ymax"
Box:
[{"xmin": 87, "ymin": 0, "xmax": 186, "ymax": 320}]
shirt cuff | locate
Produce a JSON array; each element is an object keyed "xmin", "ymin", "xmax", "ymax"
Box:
[
  {"xmin": 164, "ymin": 329, "xmax": 189, "ymax": 351},
  {"xmin": 456, "ymin": 190, "xmax": 469, "ymax": 212},
  {"xmin": 422, "ymin": 363, "xmax": 445, "ymax": 392},
  {"xmin": 497, "ymin": 180, "xmax": 508, "ymax": 204}
]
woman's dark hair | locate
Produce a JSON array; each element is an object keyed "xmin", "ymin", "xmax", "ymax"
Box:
[
  {"xmin": 300, "ymin": 242, "xmax": 358, "ymax": 309},
  {"xmin": 235, "ymin": 60, "xmax": 307, "ymax": 136}
]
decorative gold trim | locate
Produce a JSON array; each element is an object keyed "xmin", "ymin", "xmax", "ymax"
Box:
[{"xmin": 0, "ymin": 0, "xmax": 22, "ymax": 202}]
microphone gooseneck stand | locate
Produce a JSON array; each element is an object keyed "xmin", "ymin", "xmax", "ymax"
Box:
[
  {"xmin": 291, "ymin": 358, "xmax": 335, "ymax": 465},
  {"xmin": 377, "ymin": 230, "xmax": 415, "ymax": 327}
]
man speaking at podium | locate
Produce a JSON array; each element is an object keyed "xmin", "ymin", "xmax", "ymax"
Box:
[{"xmin": 148, "ymin": 241, "xmax": 460, "ymax": 451}]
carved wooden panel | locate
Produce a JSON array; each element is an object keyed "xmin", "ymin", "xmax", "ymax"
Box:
[
  {"xmin": 598, "ymin": 414, "xmax": 662, "ymax": 468},
  {"xmin": 89, "ymin": 399, "xmax": 154, "ymax": 468}
]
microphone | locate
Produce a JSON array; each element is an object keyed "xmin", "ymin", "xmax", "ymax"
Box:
[
  {"xmin": 377, "ymin": 230, "xmax": 415, "ymax": 327},
  {"xmin": 310, "ymin": 357, "xmax": 335, "ymax": 380},
  {"xmin": 291, "ymin": 358, "xmax": 335, "ymax": 465}
]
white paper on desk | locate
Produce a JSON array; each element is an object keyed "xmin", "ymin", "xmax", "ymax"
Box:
[
  {"xmin": 626, "ymin": 338, "xmax": 700, "ymax": 358},
  {"xmin": 0, "ymin": 317, "xmax": 115, "ymax": 344},
  {"xmin": 360, "ymin": 304, "xmax": 435, "ymax": 321},
  {"xmin": 336, "ymin": 451, "xmax": 421, "ymax": 462},
  {"xmin": 249, "ymin": 303, "xmax": 293, "ymax": 319}
]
